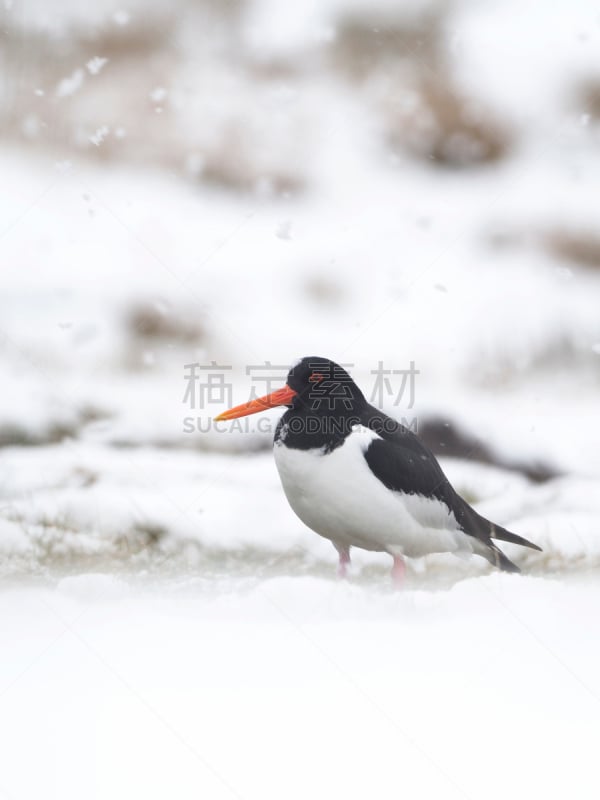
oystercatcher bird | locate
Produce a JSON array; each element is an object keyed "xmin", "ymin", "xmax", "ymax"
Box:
[{"xmin": 215, "ymin": 357, "xmax": 541, "ymax": 584}]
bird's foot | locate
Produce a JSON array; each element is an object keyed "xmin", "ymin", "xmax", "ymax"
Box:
[
  {"xmin": 391, "ymin": 555, "xmax": 406, "ymax": 590},
  {"xmin": 337, "ymin": 548, "xmax": 351, "ymax": 580}
]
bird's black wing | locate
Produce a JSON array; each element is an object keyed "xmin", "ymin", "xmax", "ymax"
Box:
[
  {"xmin": 361, "ymin": 407, "xmax": 466, "ymax": 523},
  {"xmin": 360, "ymin": 406, "xmax": 541, "ymax": 564}
]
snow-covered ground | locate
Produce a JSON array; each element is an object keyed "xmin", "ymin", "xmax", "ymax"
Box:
[
  {"xmin": 1, "ymin": 572, "xmax": 599, "ymax": 800},
  {"xmin": 1, "ymin": 0, "xmax": 599, "ymax": 797}
]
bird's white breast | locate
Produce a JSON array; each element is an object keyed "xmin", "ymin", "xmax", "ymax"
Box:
[{"xmin": 273, "ymin": 425, "xmax": 478, "ymax": 558}]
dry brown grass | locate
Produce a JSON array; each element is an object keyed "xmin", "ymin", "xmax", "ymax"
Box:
[
  {"xmin": 577, "ymin": 77, "xmax": 600, "ymax": 120},
  {"xmin": 0, "ymin": 4, "xmax": 305, "ymax": 195},
  {"xmin": 386, "ymin": 73, "xmax": 509, "ymax": 168},
  {"xmin": 419, "ymin": 418, "xmax": 559, "ymax": 483},
  {"xmin": 303, "ymin": 276, "xmax": 344, "ymax": 307},
  {"xmin": 333, "ymin": 13, "xmax": 443, "ymax": 80},
  {"xmin": 195, "ymin": 122, "xmax": 305, "ymax": 195},
  {"xmin": 543, "ymin": 229, "xmax": 600, "ymax": 269},
  {"xmin": 331, "ymin": 9, "xmax": 510, "ymax": 169},
  {"xmin": 126, "ymin": 302, "xmax": 206, "ymax": 343}
]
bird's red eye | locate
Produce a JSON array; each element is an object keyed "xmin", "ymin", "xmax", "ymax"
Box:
[{"xmin": 309, "ymin": 372, "xmax": 324, "ymax": 383}]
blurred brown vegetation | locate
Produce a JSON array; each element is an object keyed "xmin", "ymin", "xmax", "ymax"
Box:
[
  {"xmin": 333, "ymin": 11, "xmax": 509, "ymax": 167},
  {"xmin": 0, "ymin": 0, "xmax": 514, "ymax": 193}
]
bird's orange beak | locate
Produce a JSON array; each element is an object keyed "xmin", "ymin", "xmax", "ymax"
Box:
[{"xmin": 214, "ymin": 384, "xmax": 297, "ymax": 421}]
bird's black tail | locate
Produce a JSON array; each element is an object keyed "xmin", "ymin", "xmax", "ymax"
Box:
[
  {"xmin": 489, "ymin": 522, "xmax": 542, "ymax": 552},
  {"xmin": 489, "ymin": 545, "xmax": 521, "ymax": 574},
  {"xmin": 479, "ymin": 515, "xmax": 541, "ymax": 573},
  {"xmin": 451, "ymin": 491, "xmax": 542, "ymax": 555},
  {"xmin": 450, "ymin": 493, "xmax": 541, "ymax": 573}
]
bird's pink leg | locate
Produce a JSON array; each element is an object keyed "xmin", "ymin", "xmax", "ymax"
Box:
[
  {"xmin": 336, "ymin": 547, "xmax": 351, "ymax": 579},
  {"xmin": 391, "ymin": 555, "xmax": 406, "ymax": 589}
]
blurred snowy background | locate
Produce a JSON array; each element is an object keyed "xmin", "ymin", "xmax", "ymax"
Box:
[{"xmin": 1, "ymin": 1, "xmax": 599, "ymax": 798}]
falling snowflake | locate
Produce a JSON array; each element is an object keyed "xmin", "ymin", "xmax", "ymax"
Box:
[
  {"xmin": 113, "ymin": 10, "xmax": 130, "ymax": 26},
  {"xmin": 87, "ymin": 57, "xmax": 108, "ymax": 76},
  {"xmin": 150, "ymin": 87, "xmax": 167, "ymax": 103},
  {"xmin": 90, "ymin": 126, "xmax": 110, "ymax": 147},
  {"xmin": 56, "ymin": 69, "xmax": 84, "ymax": 98},
  {"xmin": 276, "ymin": 220, "xmax": 293, "ymax": 240}
]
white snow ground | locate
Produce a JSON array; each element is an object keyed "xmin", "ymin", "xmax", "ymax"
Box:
[
  {"xmin": 1, "ymin": 573, "xmax": 599, "ymax": 800},
  {"xmin": 1, "ymin": 0, "xmax": 600, "ymax": 797}
]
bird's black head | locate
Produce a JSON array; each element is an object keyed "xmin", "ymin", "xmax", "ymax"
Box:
[
  {"xmin": 214, "ymin": 356, "xmax": 366, "ymax": 426},
  {"xmin": 285, "ymin": 356, "xmax": 366, "ymax": 416}
]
